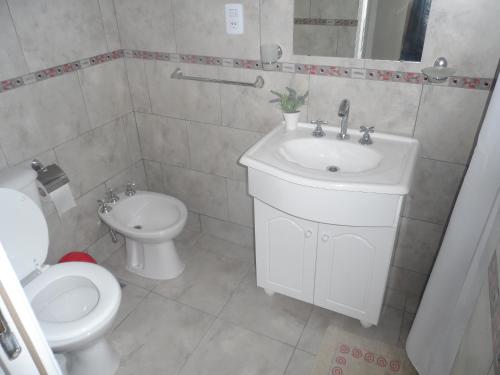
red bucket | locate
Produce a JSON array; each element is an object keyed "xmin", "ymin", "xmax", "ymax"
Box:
[{"xmin": 58, "ymin": 251, "xmax": 97, "ymax": 264}]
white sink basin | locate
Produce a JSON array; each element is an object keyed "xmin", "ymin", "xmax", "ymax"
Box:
[
  {"xmin": 240, "ymin": 122, "xmax": 419, "ymax": 195},
  {"xmin": 279, "ymin": 138, "xmax": 383, "ymax": 173}
]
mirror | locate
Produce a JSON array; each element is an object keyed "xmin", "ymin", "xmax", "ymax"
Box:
[{"xmin": 293, "ymin": 0, "xmax": 432, "ymax": 61}]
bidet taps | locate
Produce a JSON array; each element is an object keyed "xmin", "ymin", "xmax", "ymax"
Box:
[
  {"xmin": 106, "ymin": 188, "xmax": 119, "ymax": 203},
  {"xmin": 125, "ymin": 182, "xmax": 136, "ymax": 196},
  {"xmin": 337, "ymin": 99, "xmax": 350, "ymax": 140},
  {"xmin": 97, "ymin": 200, "xmax": 112, "ymax": 213}
]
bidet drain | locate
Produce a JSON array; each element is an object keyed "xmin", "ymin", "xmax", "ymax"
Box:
[
  {"xmin": 326, "ymin": 165, "xmax": 340, "ymax": 173},
  {"xmin": 133, "ymin": 225, "xmax": 142, "ymax": 229}
]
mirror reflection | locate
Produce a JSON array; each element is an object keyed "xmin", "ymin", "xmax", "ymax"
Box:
[{"xmin": 293, "ymin": 0, "xmax": 432, "ymax": 61}]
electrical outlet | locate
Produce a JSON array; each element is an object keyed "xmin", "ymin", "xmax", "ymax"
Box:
[{"xmin": 225, "ymin": 4, "xmax": 244, "ymax": 35}]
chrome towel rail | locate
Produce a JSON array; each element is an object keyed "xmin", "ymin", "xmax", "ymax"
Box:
[{"xmin": 170, "ymin": 68, "xmax": 265, "ymax": 88}]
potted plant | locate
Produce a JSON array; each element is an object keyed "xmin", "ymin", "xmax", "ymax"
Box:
[{"xmin": 270, "ymin": 87, "xmax": 309, "ymax": 131}]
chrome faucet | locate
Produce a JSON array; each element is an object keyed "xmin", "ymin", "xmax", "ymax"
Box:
[
  {"xmin": 97, "ymin": 199, "xmax": 112, "ymax": 213},
  {"xmin": 125, "ymin": 182, "xmax": 136, "ymax": 196},
  {"xmin": 105, "ymin": 188, "xmax": 119, "ymax": 203},
  {"xmin": 311, "ymin": 120, "xmax": 327, "ymax": 137},
  {"xmin": 337, "ymin": 99, "xmax": 350, "ymax": 140},
  {"xmin": 359, "ymin": 126, "xmax": 375, "ymax": 145}
]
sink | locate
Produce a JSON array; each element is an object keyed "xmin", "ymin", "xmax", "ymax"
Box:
[
  {"xmin": 240, "ymin": 122, "xmax": 419, "ymax": 195},
  {"xmin": 240, "ymin": 122, "xmax": 419, "ymax": 226},
  {"xmin": 279, "ymin": 138, "xmax": 383, "ymax": 173}
]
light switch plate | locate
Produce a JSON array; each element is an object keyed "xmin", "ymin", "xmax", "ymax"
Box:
[{"xmin": 225, "ymin": 4, "xmax": 244, "ymax": 35}]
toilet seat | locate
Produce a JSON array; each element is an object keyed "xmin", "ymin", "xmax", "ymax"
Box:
[{"xmin": 24, "ymin": 262, "xmax": 121, "ymax": 351}]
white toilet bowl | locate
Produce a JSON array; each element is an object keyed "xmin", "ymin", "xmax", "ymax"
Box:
[
  {"xmin": 0, "ymin": 184, "xmax": 122, "ymax": 375},
  {"xmin": 25, "ymin": 262, "xmax": 121, "ymax": 375},
  {"xmin": 98, "ymin": 191, "xmax": 188, "ymax": 280}
]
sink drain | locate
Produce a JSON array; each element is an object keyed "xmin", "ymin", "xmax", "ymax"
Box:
[
  {"xmin": 133, "ymin": 225, "xmax": 142, "ymax": 229},
  {"xmin": 326, "ymin": 165, "xmax": 340, "ymax": 173}
]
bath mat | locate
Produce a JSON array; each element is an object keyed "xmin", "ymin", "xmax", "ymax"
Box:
[{"xmin": 311, "ymin": 325, "xmax": 417, "ymax": 375}]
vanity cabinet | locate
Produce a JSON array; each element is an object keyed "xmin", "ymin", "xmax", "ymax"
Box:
[{"xmin": 254, "ymin": 199, "xmax": 397, "ymax": 326}]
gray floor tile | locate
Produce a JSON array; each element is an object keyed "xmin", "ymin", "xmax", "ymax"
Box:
[
  {"xmin": 219, "ymin": 272, "xmax": 313, "ymax": 346},
  {"xmin": 298, "ymin": 305, "xmax": 404, "ymax": 355},
  {"xmin": 195, "ymin": 233, "xmax": 255, "ymax": 264},
  {"xmin": 109, "ymin": 293, "xmax": 214, "ymax": 375},
  {"xmin": 153, "ymin": 245, "xmax": 250, "ymax": 315},
  {"xmin": 284, "ymin": 349, "xmax": 316, "ymax": 375},
  {"xmin": 178, "ymin": 319, "xmax": 294, "ymax": 375},
  {"xmin": 113, "ymin": 283, "xmax": 149, "ymax": 328}
]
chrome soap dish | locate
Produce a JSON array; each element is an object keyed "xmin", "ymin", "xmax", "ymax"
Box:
[{"xmin": 422, "ymin": 57, "xmax": 456, "ymax": 83}]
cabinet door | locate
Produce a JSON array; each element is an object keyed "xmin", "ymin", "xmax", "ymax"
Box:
[
  {"xmin": 254, "ymin": 200, "xmax": 318, "ymax": 303},
  {"xmin": 314, "ymin": 224, "xmax": 396, "ymax": 324}
]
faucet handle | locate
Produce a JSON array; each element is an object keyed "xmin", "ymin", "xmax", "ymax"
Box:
[
  {"xmin": 360, "ymin": 125, "xmax": 374, "ymax": 133},
  {"xmin": 97, "ymin": 199, "xmax": 112, "ymax": 213},
  {"xmin": 105, "ymin": 187, "xmax": 119, "ymax": 203},
  {"xmin": 311, "ymin": 119, "xmax": 328, "ymax": 125},
  {"xmin": 125, "ymin": 182, "xmax": 136, "ymax": 196}
]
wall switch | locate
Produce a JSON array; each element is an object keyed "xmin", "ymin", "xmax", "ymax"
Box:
[{"xmin": 225, "ymin": 4, "xmax": 244, "ymax": 35}]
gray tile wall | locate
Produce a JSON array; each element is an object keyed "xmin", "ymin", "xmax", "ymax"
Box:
[
  {"xmin": 0, "ymin": 0, "xmax": 145, "ymax": 263},
  {"xmin": 118, "ymin": 0, "xmax": 499, "ymax": 316}
]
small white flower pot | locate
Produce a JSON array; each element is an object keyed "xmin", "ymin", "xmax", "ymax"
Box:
[{"xmin": 283, "ymin": 112, "xmax": 300, "ymax": 131}]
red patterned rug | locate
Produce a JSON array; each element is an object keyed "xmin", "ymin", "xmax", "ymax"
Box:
[{"xmin": 312, "ymin": 326, "xmax": 417, "ymax": 375}]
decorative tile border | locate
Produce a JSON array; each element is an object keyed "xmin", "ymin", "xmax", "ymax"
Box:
[
  {"xmin": 489, "ymin": 252, "xmax": 500, "ymax": 374},
  {"xmin": 295, "ymin": 17, "xmax": 358, "ymax": 27},
  {"xmin": 0, "ymin": 50, "xmax": 123, "ymax": 94},
  {"xmin": 0, "ymin": 48, "xmax": 493, "ymax": 94}
]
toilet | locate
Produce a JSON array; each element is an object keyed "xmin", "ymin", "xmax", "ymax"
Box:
[
  {"xmin": 0, "ymin": 168, "xmax": 121, "ymax": 375},
  {"xmin": 98, "ymin": 190, "xmax": 188, "ymax": 280}
]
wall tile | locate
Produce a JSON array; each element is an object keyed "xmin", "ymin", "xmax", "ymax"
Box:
[
  {"xmin": 0, "ymin": 73, "xmax": 90, "ymax": 164},
  {"xmin": 421, "ymin": 0, "xmax": 500, "ymax": 77},
  {"xmin": 393, "ymin": 218, "xmax": 444, "ymax": 275},
  {"xmin": 414, "ymin": 86, "xmax": 489, "ymax": 164},
  {"xmin": 143, "ymin": 160, "xmax": 164, "ymax": 193},
  {"xmin": 293, "ymin": 25, "xmax": 339, "ymax": 57},
  {"xmin": 260, "ymin": 0, "xmax": 296, "ymax": 62},
  {"xmin": 98, "ymin": 0, "xmax": 122, "ymax": 50},
  {"xmin": 55, "ymin": 117, "xmax": 134, "ymax": 197},
  {"xmin": 162, "ymin": 164, "xmax": 228, "ymax": 220},
  {"xmin": 226, "ymin": 178, "xmax": 253, "ymax": 227},
  {"xmin": 388, "ymin": 266, "xmax": 428, "ymax": 297},
  {"xmin": 146, "ymin": 61, "xmax": 221, "ymax": 125},
  {"xmin": 137, "ymin": 113, "xmax": 190, "ymax": 167},
  {"xmin": 310, "ymin": 0, "xmax": 359, "ymax": 19},
  {"xmin": 78, "ymin": 59, "xmax": 132, "ymax": 128},
  {"xmin": 122, "ymin": 112, "xmax": 141, "ymax": 163},
  {"xmin": 172, "ymin": 0, "xmax": 260, "ymax": 59},
  {"xmin": 124, "ymin": 58, "xmax": 152, "ymax": 113},
  {"xmin": 309, "ymin": 75, "xmax": 421, "ymax": 136},
  {"xmin": 114, "ymin": 0, "xmax": 176, "ymax": 51},
  {"xmin": 8, "ymin": 0, "xmax": 108, "ymax": 71},
  {"xmin": 0, "ymin": 147, "xmax": 7, "ymax": 172},
  {"xmin": 46, "ymin": 184, "xmax": 107, "ymax": 263},
  {"xmin": 105, "ymin": 160, "xmax": 147, "ymax": 194},
  {"xmin": 404, "ymin": 158, "xmax": 465, "ymax": 224},
  {"xmin": 220, "ymin": 68, "xmax": 309, "ymax": 133},
  {"xmin": 200, "ymin": 215, "xmax": 254, "ymax": 248},
  {"xmin": 187, "ymin": 122, "xmax": 261, "ymax": 180},
  {"xmin": 0, "ymin": 0, "xmax": 28, "ymax": 81}
]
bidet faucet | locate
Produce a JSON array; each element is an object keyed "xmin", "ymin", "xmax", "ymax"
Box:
[
  {"xmin": 337, "ymin": 99, "xmax": 350, "ymax": 140},
  {"xmin": 106, "ymin": 188, "xmax": 119, "ymax": 203},
  {"xmin": 125, "ymin": 182, "xmax": 136, "ymax": 196},
  {"xmin": 311, "ymin": 120, "xmax": 327, "ymax": 137},
  {"xmin": 97, "ymin": 200, "xmax": 112, "ymax": 213}
]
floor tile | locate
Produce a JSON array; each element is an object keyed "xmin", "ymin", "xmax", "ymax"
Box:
[
  {"xmin": 284, "ymin": 349, "xmax": 316, "ymax": 375},
  {"xmin": 195, "ymin": 233, "xmax": 255, "ymax": 264},
  {"xmin": 113, "ymin": 283, "xmax": 149, "ymax": 329},
  {"xmin": 178, "ymin": 319, "xmax": 293, "ymax": 375},
  {"xmin": 219, "ymin": 272, "xmax": 313, "ymax": 346},
  {"xmin": 102, "ymin": 247, "xmax": 162, "ymax": 291},
  {"xmin": 298, "ymin": 305, "xmax": 404, "ymax": 355},
  {"xmin": 153, "ymin": 245, "xmax": 250, "ymax": 315},
  {"xmin": 109, "ymin": 293, "xmax": 214, "ymax": 375}
]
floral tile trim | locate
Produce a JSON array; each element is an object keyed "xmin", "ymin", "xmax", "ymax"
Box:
[
  {"xmin": 295, "ymin": 17, "xmax": 358, "ymax": 27},
  {"xmin": 0, "ymin": 48, "xmax": 493, "ymax": 94}
]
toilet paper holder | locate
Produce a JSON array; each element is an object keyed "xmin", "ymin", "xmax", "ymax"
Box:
[{"xmin": 31, "ymin": 159, "xmax": 70, "ymax": 193}]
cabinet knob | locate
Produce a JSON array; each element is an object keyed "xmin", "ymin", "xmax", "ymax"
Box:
[
  {"xmin": 305, "ymin": 230, "xmax": 312, "ymax": 238},
  {"xmin": 321, "ymin": 234, "xmax": 329, "ymax": 242}
]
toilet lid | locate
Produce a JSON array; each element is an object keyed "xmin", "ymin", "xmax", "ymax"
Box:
[{"xmin": 0, "ymin": 188, "xmax": 48, "ymax": 280}]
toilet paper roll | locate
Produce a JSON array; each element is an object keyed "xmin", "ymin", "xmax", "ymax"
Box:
[{"xmin": 49, "ymin": 184, "xmax": 76, "ymax": 218}]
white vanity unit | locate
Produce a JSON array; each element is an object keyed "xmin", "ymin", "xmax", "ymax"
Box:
[{"xmin": 240, "ymin": 123, "xmax": 419, "ymax": 327}]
